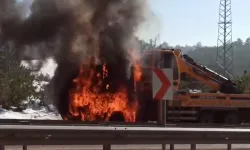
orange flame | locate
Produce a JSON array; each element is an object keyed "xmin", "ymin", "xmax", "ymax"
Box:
[
  {"xmin": 68, "ymin": 62, "xmax": 141, "ymax": 122},
  {"xmin": 133, "ymin": 62, "xmax": 142, "ymax": 82}
]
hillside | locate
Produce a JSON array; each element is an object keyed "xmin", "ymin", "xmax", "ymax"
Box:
[
  {"xmin": 186, "ymin": 38, "xmax": 250, "ymax": 77},
  {"xmin": 141, "ymin": 37, "xmax": 250, "ymax": 77}
]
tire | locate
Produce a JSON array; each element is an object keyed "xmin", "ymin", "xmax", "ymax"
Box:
[
  {"xmin": 224, "ymin": 113, "xmax": 239, "ymax": 124},
  {"xmin": 199, "ymin": 112, "xmax": 214, "ymax": 123},
  {"xmin": 109, "ymin": 111, "xmax": 125, "ymax": 122}
]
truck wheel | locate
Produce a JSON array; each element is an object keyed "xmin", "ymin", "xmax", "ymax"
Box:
[
  {"xmin": 109, "ymin": 111, "xmax": 125, "ymax": 122},
  {"xmin": 224, "ymin": 113, "xmax": 239, "ymax": 124},
  {"xmin": 199, "ymin": 112, "xmax": 214, "ymax": 123}
]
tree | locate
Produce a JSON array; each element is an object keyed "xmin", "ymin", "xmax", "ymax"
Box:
[
  {"xmin": 233, "ymin": 38, "xmax": 243, "ymax": 49},
  {"xmin": 234, "ymin": 70, "xmax": 250, "ymax": 94},
  {"xmin": 196, "ymin": 41, "xmax": 202, "ymax": 48},
  {"xmin": 245, "ymin": 37, "xmax": 250, "ymax": 46},
  {"xmin": 0, "ymin": 42, "xmax": 41, "ymax": 111},
  {"xmin": 158, "ymin": 42, "xmax": 169, "ymax": 48}
]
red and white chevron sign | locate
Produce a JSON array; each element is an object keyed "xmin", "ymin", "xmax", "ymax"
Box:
[{"xmin": 152, "ymin": 68, "xmax": 173, "ymax": 100}]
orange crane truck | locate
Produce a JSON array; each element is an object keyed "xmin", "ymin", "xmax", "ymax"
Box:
[{"xmin": 133, "ymin": 49, "xmax": 250, "ymax": 124}]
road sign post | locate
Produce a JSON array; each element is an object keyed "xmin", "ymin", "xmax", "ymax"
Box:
[
  {"xmin": 152, "ymin": 68, "xmax": 173, "ymax": 150},
  {"xmin": 152, "ymin": 68, "xmax": 173, "ymax": 123}
]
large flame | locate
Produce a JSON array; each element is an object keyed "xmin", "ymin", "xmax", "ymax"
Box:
[{"xmin": 67, "ymin": 59, "xmax": 141, "ymax": 122}]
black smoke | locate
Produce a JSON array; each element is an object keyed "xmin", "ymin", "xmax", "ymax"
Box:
[{"xmin": 0, "ymin": 0, "xmax": 148, "ymax": 119}]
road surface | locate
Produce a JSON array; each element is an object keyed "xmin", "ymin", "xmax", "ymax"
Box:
[{"xmin": 3, "ymin": 144, "xmax": 250, "ymax": 150}]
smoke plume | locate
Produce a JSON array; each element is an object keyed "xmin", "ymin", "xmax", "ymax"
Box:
[{"xmin": 0, "ymin": 0, "xmax": 149, "ymax": 117}]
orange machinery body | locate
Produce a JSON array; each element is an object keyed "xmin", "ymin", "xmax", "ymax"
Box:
[
  {"xmin": 174, "ymin": 93, "xmax": 250, "ymax": 108},
  {"xmin": 134, "ymin": 48, "xmax": 250, "ymax": 124}
]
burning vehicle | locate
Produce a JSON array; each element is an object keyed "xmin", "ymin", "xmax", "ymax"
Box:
[
  {"xmin": 0, "ymin": 0, "xmax": 150, "ymax": 122},
  {"xmin": 59, "ymin": 59, "xmax": 141, "ymax": 122}
]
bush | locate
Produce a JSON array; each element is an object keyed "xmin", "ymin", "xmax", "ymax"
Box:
[
  {"xmin": 0, "ymin": 43, "xmax": 44, "ymax": 111},
  {"xmin": 0, "ymin": 66, "xmax": 41, "ymax": 111},
  {"xmin": 234, "ymin": 70, "xmax": 250, "ymax": 94}
]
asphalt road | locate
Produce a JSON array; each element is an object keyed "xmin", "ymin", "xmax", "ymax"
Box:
[{"xmin": 3, "ymin": 144, "xmax": 250, "ymax": 150}]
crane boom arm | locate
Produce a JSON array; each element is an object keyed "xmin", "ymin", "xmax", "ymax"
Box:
[{"xmin": 176, "ymin": 53, "xmax": 237, "ymax": 93}]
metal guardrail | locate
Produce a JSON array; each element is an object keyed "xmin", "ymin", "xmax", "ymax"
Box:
[
  {"xmin": 0, "ymin": 125, "xmax": 250, "ymax": 150},
  {"xmin": 1, "ymin": 119, "xmax": 250, "ymax": 127}
]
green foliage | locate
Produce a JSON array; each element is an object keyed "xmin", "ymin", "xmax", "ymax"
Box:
[
  {"xmin": 186, "ymin": 38, "xmax": 250, "ymax": 76},
  {"xmin": 234, "ymin": 70, "xmax": 250, "ymax": 94},
  {"xmin": 0, "ymin": 68, "xmax": 36, "ymax": 110},
  {"xmin": 0, "ymin": 43, "xmax": 44, "ymax": 111}
]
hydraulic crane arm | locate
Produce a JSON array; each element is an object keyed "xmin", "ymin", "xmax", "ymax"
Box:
[
  {"xmin": 176, "ymin": 53, "xmax": 237, "ymax": 93},
  {"xmin": 139, "ymin": 49, "xmax": 238, "ymax": 94}
]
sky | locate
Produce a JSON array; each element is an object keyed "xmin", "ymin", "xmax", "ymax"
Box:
[
  {"xmin": 143, "ymin": 0, "xmax": 250, "ymax": 46},
  {"xmin": 17, "ymin": 0, "xmax": 250, "ymax": 47}
]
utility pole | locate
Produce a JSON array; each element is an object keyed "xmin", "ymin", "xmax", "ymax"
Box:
[{"xmin": 216, "ymin": 0, "xmax": 233, "ymax": 78}]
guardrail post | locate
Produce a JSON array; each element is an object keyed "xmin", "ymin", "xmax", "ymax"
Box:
[
  {"xmin": 170, "ymin": 144, "xmax": 174, "ymax": 150},
  {"xmin": 227, "ymin": 144, "xmax": 232, "ymax": 150},
  {"xmin": 190, "ymin": 144, "xmax": 196, "ymax": 150},
  {"xmin": 23, "ymin": 145, "xmax": 27, "ymax": 150},
  {"xmin": 162, "ymin": 144, "xmax": 166, "ymax": 150},
  {"xmin": 162, "ymin": 100, "xmax": 167, "ymax": 127},
  {"xmin": 0, "ymin": 145, "xmax": 4, "ymax": 150},
  {"xmin": 103, "ymin": 144, "xmax": 111, "ymax": 150},
  {"xmin": 161, "ymin": 100, "xmax": 167, "ymax": 150}
]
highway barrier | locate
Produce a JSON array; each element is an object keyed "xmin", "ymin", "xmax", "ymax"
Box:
[{"xmin": 0, "ymin": 124, "xmax": 250, "ymax": 150}]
